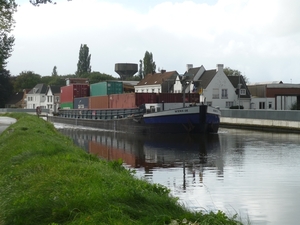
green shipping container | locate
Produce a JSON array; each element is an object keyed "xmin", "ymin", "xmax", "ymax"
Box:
[
  {"xmin": 60, "ymin": 102, "xmax": 73, "ymax": 109},
  {"xmin": 90, "ymin": 81, "xmax": 123, "ymax": 96}
]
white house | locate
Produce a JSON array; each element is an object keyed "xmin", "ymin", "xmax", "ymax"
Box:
[
  {"xmin": 44, "ymin": 85, "xmax": 61, "ymax": 113},
  {"xmin": 135, "ymin": 70, "xmax": 179, "ymax": 93},
  {"xmin": 26, "ymin": 83, "xmax": 48, "ymax": 109},
  {"xmin": 185, "ymin": 64, "xmax": 251, "ymax": 109}
]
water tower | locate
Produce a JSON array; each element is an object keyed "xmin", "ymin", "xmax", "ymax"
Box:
[{"xmin": 115, "ymin": 63, "xmax": 138, "ymax": 80}]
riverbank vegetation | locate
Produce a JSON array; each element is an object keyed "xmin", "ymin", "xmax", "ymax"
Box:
[{"xmin": 0, "ymin": 113, "xmax": 244, "ymax": 225}]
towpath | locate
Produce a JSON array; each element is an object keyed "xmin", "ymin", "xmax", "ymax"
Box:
[{"xmin": 0, "ymin": 117, "xmax": 17, "ymax": 134}]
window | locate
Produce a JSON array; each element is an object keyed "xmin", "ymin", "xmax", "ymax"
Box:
[
  {"xmin": 259, "ymin": 102, "xmax": 265, "ymax": 109},
  {"xmin": 226, "ymin": 101, "xmax": 233, "ymax": 108},
  {"xmin": 221, "ymin": 89, "xmax": 228, "ymax": 99},
  {"xmin": 152, "ymin": 89, "xmax": 155, "ymax": 93},
  {"xmin": 212, "ymin": 89, "xmax": 219, "ymax": 99},
  {"xmin": 240, "ymin": 89, "xmax": 246, "ymax": 95},
  {"xmin": 268, "ymin": 102, "xmax": 272, "ymax": 109}
]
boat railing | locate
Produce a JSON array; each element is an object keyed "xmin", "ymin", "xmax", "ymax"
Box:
[{"xmin": 58, "ymin": 108, "xmax": 145, "ymax": 120}]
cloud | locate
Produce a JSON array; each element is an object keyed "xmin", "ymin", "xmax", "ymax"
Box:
[{"xmin": 7, "ymin": 0, "xmax": 300, "ymax": 83}]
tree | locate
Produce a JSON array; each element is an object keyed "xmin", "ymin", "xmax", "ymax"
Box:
[
  {"xmin": 13, "ymin": 71, "xmax": 41, "ymax": 92},
  {"xmin": 0, "ymin": 69, "xmax": 13, "ymax": 107},
  {"xmin": 142, "ymin": 51, "xmax": 156, "ymax": 78},
  {"xmin": 0, "ymin": 0, "xmax": 17, "ymax": 69},
  {"xmin": 0, "ymin": 0, "xmax": 17, "ymax": 107},
  {"xmin": 30, "ymin": 0, "xmax": 72, "ymax": 6},
  {"xmin": 76, "ymin": 44, "xmax": 91, "ymax": 77},
  {"xmin": 52, "ymin": 66, "xmax": 58, "ymax": 76},
  {"xmin": 82, "ymin": 71, "xmax": 116, "ymax": 84},
  {"xmin": 223, "ymin": 67, "xmax": 249, "ymax": 84}
]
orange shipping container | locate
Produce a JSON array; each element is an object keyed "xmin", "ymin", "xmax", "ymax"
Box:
[
  {"xmin": 109, "ymin": 93, "xmax": 136, "ymax": 109},
  {"xmin": 89, "ymin": 141, "xmax": 139, "ymax": 167},
  {"xmin": 89, "ymin": 95, "xmax": 109, "ymax": 109}
]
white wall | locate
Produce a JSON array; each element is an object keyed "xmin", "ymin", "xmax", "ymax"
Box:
[
  {"xmin": 135, "ymin": 84, "xmax": 161, "ymax": 93},
  {"xmin": 204, "ymin": 64, "xmax": 237, "ymax": 109},
  {"xmin": 250, "ymin": 97, "xmax": 275, "ymax": 110},
  {"xmin": 173, "ymin": 75, "xmax": 182, "ymax": 93},
  {"xmin": 26, "ymin": 94, "xmax": 46, "ymax": 109}
]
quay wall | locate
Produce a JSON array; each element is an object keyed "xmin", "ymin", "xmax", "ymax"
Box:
[{"xmin": 220, "ymin": 109, "xmax": 300, "ymax": 132}]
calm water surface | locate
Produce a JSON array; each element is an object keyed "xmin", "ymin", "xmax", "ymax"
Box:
[{"xmin": 56, "ymin": 124, "xmax": 300, "ymax": 225}]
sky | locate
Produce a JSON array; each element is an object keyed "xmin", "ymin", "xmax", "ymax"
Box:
[{"xmin": 6, "ymin": 0, "xmax": 300, "ymax": 84}]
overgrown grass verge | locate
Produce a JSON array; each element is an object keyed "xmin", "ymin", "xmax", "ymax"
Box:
[{"xmin": 0, "ymin": 113, "xmax": 244, "ymax": 225}]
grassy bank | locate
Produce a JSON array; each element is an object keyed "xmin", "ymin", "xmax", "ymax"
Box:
[{"xmin": 0, "ymin": 113, "xmax": 243, "ymax": 225}]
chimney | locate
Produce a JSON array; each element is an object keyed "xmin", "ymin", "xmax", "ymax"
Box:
[
  {"xmin": 216, "ymin": 64, "xmax": 224, "ymax": 72},
  {"xmin": 161, "ymin": 69, "xmax": 166, "ymax": 74},
  {"xmin": 186, "ymin": 64, "xmax": 193, "ymax": 72}
]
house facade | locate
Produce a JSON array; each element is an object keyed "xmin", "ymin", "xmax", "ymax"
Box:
[
  {"xmin": 44, "ymin": 85, "xmax": 61, "ymax": 113},
  {"xmin": 186, "ymin": 64, "xmax": 251, "ymax": 109},
  {"xmin": 134, "ymin": 71, "xmax": 179, "ymax": 93},
  {"xmin": 26, "ymin": 84, "xmax": 48, "ymax": 109},
  {"xmin": 247, "ymin": 82, "xmax": 300, "ymax": 110}
]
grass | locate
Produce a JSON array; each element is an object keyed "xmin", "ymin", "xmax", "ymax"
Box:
[{"xmin": 0, "ymin": 113, "xmax": 244, "ymax": 225}]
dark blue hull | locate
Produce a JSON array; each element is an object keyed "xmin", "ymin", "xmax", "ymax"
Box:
[{"xmin": 49, "ymin": 105, "xmax": 220, "ymax": 134}]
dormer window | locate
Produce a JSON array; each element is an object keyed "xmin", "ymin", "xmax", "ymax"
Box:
[
  {"xmin": 154, "ymin": 81, "xmax": 157, "ymax": 84},
  {"xmin": 144, "ymin": 82, "xmax": 147, "ymax": 84}
]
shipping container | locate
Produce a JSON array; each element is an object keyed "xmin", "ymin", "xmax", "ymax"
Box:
[
  {"xmin": 60, "ymin": 84, "xmax": 90, "ymax": 103},
  {"xmin": 135, "ymin": 93, "xmax": 158, "ymax": 106},
  {"xmin": 90, "ymin": 81, "xmax": 123, "ymax": 96},
  {"xmin": 74, "ymin": 97, "xmax": 89, "ymax": 109},
  {"xmin": 158, "ymin": 93, "xmax": 184, "ymax": 103},
  {"xmin": 109, "ymin": 93, "xmax": 136, "ymax": 109},
  {"xmin": 60, "ymin": 102, "xmax": 73, "ymax": 109},
  {"xmin": 89, "ymin": 95, "xmax": 109, "ymax": 109}
]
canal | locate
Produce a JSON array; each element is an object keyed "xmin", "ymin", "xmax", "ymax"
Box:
[{"xmin": 55, "ymin": 123, "xmax": 300, "ymax": 225}]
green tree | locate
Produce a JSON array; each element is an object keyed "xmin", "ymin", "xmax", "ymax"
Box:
[
  {"xmin": 13, "ymin": 71, "xmax": 41, "ymax": 92},
  {"xmin": 76, "ymin": 44, "xmax": 91, "ymax": 77},
  {"xmin": 48, "ymin": 75, "xmax": 67, "ymax": 86},
  {"xmin": 0, "ymin": 69, "xmax": 13, "ymax": 107},
  {"xmin": 52, "ymin": 65, "xmax": 58, "ymax": 76},
  {"xmin": 223, "ymin": 67, "xmax": 249, "ymax": 84},
  {"xmin": 0, "ymin": 0, "xmax": 17, "ymax": 107},
  {"xmin": 142, "ymin": 51, "xmax": 156, "ymax": 78},
  {"xmin": 82, "ymin": 71, "xmax": 116, "ymax": 84},
  {"xmin": 30, "ymin": 0, "xmax": 68, "ymax": 6}
]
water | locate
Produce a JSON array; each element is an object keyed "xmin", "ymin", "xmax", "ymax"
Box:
[{"xmin": 56, "ymin": 123, "xmax": 300, "ymax": 225}]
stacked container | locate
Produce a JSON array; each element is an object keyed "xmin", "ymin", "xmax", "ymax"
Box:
[
  {"xmin": 90, "ymin": 81, "xmax": 123, "ymax": 96},
  {"xmin": 60, "ymin": 84, "xmax": 90, "ymax": 109},
  {"xmin": 109, "ymin": 93, "xmax": 136, "ymax": 109}
]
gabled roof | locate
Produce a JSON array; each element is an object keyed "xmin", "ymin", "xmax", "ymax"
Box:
[
  {"xmin": 227, "ymin": 76, "xmax": 251, "ymax": 98},
  {"xmin": 28, "ymin": 83, "xmax": 48, "ymax": 95},
  {"xmin": 186, "ymin": 67, "xmax": 202, "ymax": 76},
  {"xmin": 198, "ymin": 69, "xmax": 216, "ymax": 88},
  {"xmin": 6, "ymin": 92, "xmax": 24, "ymax": 105},
  {"xmin": 136, "ymin": 71, "xmax": 178, "ymax": 86},
  {"xmin": 47, "ymin": 85, "xmax": 61, "ymax": 95}
]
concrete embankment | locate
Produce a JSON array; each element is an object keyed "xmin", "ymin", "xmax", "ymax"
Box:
[{"xmin": 220, "ymin": 109, "xmax": 300, "ymax": 133}]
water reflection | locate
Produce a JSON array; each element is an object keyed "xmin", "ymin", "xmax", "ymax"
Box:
[
  {"xmin": 59, "ymin": 128, "xmax": 224, "ymax": 189},
  {"xmin": 58, "ymin": 126, "xmax": 300, "ymax": 225}
]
